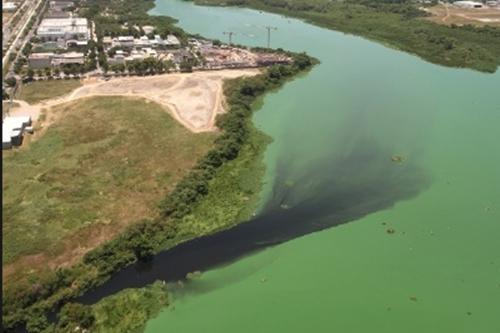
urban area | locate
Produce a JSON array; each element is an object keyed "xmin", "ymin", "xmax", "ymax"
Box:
[{"xmin": 2, "ymin": 0, "xmax": 293, "ymax": 149}]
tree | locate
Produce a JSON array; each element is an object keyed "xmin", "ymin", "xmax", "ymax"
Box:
[
  {"xmin": 5, "ymin": 77, "xmax": 17, "ymax": 87},
  {"xmin": 22, "ymin": 43, "xmax": 33, "ymax": 57},
  {"xmin": 57, "ymin": 303, "xmax": 95, "ymax": 330},
  {"xmin": 293, "ymin": 52, "xmax": 312, "ymax": 70},
  {"xmin": 179, "ymin": 59, "xmax": 192, "ymax": 73},
  {"xmin": 25, "ymin": 309, "xmax": 49, "ymax": 333},
  {"xmin": 27, "ymin": 68, "xmax": 35, "ymax": 79}
]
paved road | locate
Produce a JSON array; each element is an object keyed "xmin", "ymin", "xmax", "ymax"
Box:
[{"xmin": 2, "ymin": 0, "xmax": 44, "ymax": 71}]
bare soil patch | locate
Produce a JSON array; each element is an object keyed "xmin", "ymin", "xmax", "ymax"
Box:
[
  {"xmin": 423, "ymin": 4, "xmax": 500, "ymax": 27},
  {"xmin": 12, "ymin": 69, "xmax": 260, "ymax": 134}
]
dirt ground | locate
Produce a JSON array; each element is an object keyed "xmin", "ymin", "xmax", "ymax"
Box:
[
  {"xmin": 423, "ymin": 4, "xmax": 500, "ymax": 26},
  {"xmin": 10, "ymin": 69, "xmax": 261, "ymax": 133}
]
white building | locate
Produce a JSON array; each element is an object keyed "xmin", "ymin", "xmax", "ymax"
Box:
[
  {"xmin": 51, "ymin": 52, "xmax": 85, "ymax": 65},
  {"xmin": 486, "ymin": 0, "xmax": 500, "ymax": 7},
  {"xmin": 37, "ymin": 17, "xmax": 89, "ymax": 41},
  {"xmin": 134, "ymin": 36, "xmax": 151, "ymax": 48},
  {"xmin": 3, "ymin": 2, "xmax": 18, "ymax": 12},
  {"xmin": 111, "ymin": 34, "xmax": 180, "ymax": 49},
  {"xmin": 112, "ymin": 36, "xmax": 135, "ymax": 48},
  {"xmin": 49, "ymin": 0, "xmax": 74, "ymax": 10},
  {"xmin": 453, "ymin": 1, "xmax": 484, "ymax": 8},
  {"xmin": 2, "ymin": 116, "xmax": 32, "ymax": 149},
  {"xmin": 142, "ymin": 25, "xmax": 155, "ymax": 34},
  {"xmin": 166, "ymin": 35, "xmax": 180, "ymax": 46}
]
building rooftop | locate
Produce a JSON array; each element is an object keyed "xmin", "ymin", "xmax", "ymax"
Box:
[
  {"xmin": 29, "ymin": 52, "xmax": 55, "ymax": 59},
  {"xmin": 3, "ymin": 2, "xmax": 18, "ymax": 11},
  {"xmin": 54, "ymin": 51, "xmax": 84, "ymax": 58},
  {"xmin": 37, "ymin": 17, "xmax": 89, "ymax": 37},
  {"xmin": 2, "ymin": 116, "xmax": 31, "ymax": 143}
]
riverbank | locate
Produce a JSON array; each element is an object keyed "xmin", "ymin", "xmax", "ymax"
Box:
[
  {"xmin": 2, "ymin": 54, "xmax": 316, "ymax": 332},
  {"xmin": 193, "ymin": 0, "xmax": 500, "ymax": 73}
]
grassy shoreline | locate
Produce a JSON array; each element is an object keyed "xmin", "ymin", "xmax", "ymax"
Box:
[{"xmin": 193, "ymin": 0, "xmax": 500, "ymax": 73}]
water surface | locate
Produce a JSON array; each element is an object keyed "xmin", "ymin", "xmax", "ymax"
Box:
[{"xmin": 145, "ymin": 1, "xmax": 500, "ymax": 332}]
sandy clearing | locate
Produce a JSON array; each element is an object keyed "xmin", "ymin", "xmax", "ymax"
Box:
[
  {"xmin": 11, "ymin": 69, "xmax": 261, "ymax": 133},
  {"xmin": 423, "ymin": 4, "xmax": 500, "ymax": 26}
]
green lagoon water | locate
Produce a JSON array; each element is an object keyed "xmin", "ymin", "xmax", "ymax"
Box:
[{"xmin": 147, "ymin": 1, "xmax": 500, "ymax": 332}]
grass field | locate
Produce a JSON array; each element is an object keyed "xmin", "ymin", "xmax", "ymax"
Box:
[
  {"xmin": 17, "ymin": 79, "xmax": 82, "ymax": 104},
  {"xmin": 2, "ymin": 96, "xmax": 215, "ymax": 280}
]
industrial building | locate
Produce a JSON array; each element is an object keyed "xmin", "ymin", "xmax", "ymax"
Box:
[
  {"xmin": 2, "ymin": 116, "xmax": 32, "ymax": 150},
  {"xmin": 110, "ymin": 34, "xmax": 180, "ymax": 48},
  {"xmin": 28, "ymin": 53, "xmax": 54, "ymax": 68},
  {"xmin": 453, "ymin": 1, "xmax": 484, "ymax": 8},
  {"xmin": 28, "ymin": 52, "xmax": 85, "ymax": 68},
  {"xmin": 45, "ymin": 9, "xmax": 71, "ymax": 19},
  {"xmin": 49, "ymin": 0, "xmax": 74, "ymax": 11},
  {"xmin": 485, "ymin": 0, "xmax": 500, "ymax": 7},
  {"xmin": 3, "ymin": 1, "xmax": 18, "ymax": 12},
  {"xmin": 37, "ymin": 17, "xmax": 89, "ymax": 41},
  {"xmin": 51, "ymin": 52, "xmax": 85, "ymax": 66}
]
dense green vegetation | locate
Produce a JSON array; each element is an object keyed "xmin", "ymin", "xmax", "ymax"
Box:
[
  {"xmin": 2, "ymin": 54, "xmax": 315, "ymax": 332},
  {"xmin": 78, "ymin": 0, "xmax": 186, "ymax": 41},
  {"xmin": 22, "ymin": 281, "xmax": 168, "ymax": 333},
  {"xmin": 90, "ymin": 282, "xmax": 169, "ymax": 333},
  {"xmin": 195, "ymin": 0, "xmax": 500, "ymax": 72}
]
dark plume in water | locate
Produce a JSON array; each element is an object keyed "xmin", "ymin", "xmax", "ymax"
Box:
[{"xmin": 77, "ymin": 139, "xmax": 430, "ymax": 304}]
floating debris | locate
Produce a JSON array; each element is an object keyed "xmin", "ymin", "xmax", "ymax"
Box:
[
  {"xmin": 280, "ymin": 203, "xmax": 290, "ymax": 210},
  {"xmin": 409, "ymin": 296, "xmax": 418, "ymax": 302},
  {"xmin": 186, "ymin": 271, "xmax": 202, "ymax": 280},
  {"xmin": 260, "ymin": 277, "xmax": 268, "ymax": 283},
  {"xmin": 381, "ymin": 222, "xmax": 387, "ymax": 226},
  {"xmin": 391, "ymin": 155, "xmax": 405, "ymax": 163},
  {"xmin": 386, "ymin": 228, "xmax": 396, "ymax": 234},
  {"xmin": 466, "ymin": 311, "xmax": 472, "ymax": 316}
]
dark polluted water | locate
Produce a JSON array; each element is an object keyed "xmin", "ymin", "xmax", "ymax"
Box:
[{"xmin": 78, "ymin": 138, "xmax": 430, "ymax": 304}]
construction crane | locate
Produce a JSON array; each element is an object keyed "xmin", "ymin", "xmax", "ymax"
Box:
[
  {"xmin": 223, "ymin": 31, "xmax": 235, "ymax": 45},
  {"xmin": 264, "ymin": 26, "xmax": 277, "ymax": 48}
]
